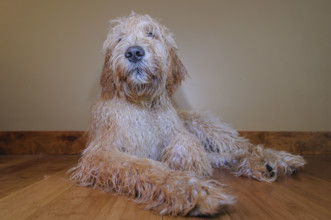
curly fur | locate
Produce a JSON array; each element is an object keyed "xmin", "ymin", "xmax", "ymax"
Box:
[{"xmin": 69, "ymin": 13, "xmax": 305, "ymax": 216}]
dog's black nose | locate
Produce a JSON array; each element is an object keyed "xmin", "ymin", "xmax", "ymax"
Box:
[{"xmin": 125, "ymin": 46, "xmax": 145, "ymax": 63}]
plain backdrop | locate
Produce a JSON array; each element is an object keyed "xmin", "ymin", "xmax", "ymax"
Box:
[{"xmin": 1, "ymin": 0, "xmax": 330, "ymax": 131}]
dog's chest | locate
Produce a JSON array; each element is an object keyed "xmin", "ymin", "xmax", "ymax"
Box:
[{"xmin": 113, "ymin": 106, "xmax": 177, "ymax": 160}]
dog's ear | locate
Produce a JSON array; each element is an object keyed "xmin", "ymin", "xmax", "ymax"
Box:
[
  {"xmin": 100, "ymin": 49, "xmax": 116, "ymax": 100},
  {"xmin": 166, "ymin": 48, "xmax": 188, "ymax": 96}
]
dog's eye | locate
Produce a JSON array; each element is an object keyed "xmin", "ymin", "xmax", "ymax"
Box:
[
  {"xmin": 147, "ymin": 32, "xmax": 155, "ymax": 38},
  {"xmin": 118, "ymin": 38, "xmax": 122, "ymax": 43}
]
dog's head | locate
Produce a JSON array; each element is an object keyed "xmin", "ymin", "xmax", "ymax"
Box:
[{"xmin": 100, "ymin": 13, "xmax": 187, "ymax": 102}]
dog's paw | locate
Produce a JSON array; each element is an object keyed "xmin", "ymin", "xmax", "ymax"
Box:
[
  {"xmin": 276, "ymin": 152, "xmax": 306, "ymax": 175},
  {"xmin": 232, "ymin": 158, "xmax": 278, "ymax": 182},
  {"xmin": 250, "ymin": 163, "xmax": 278, "ymax": 182},
  {"xmin": 260, "ymin": 164, "xmax": 278, "ymax": 182},
  {"xmin": 188, "ymin": 181, "xmax": 235, "ymax": 216}
]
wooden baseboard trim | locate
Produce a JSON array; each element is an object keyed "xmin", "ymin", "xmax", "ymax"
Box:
[
  {"xmin": 239, "ymin": 131, "xmax": 330, "ymax": 155},
  {"xmin": 0, "ymin": 131, "xmax": 87, "ymax": 155},
  {"xmin": 0, "ymin": 131, "xmax": 330, "ymax": 155}
]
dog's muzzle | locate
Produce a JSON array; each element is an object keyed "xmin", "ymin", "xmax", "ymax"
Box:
[{"xmin": 125, "ymin": 46, "xmax": 145, "ymax": 63}]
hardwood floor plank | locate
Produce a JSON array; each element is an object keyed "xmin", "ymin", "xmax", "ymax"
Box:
[
  {"xmin": 23, "ymin": 176, "xmax": 161, "ymax": 219},
  {"xmin": 25, "ymin": 186, "xmax": 113, "ymax": 219},
  {"xmin": 98, "ymin": 195, "xmax": 161, "ymax": 220},
  {"xmin": 0, "ymin": 171, "xmax": 72, "ymax": 219},
  {"xmin": 0, "ymin": 155, "xmax": 79, "ymax": 198},
  {"xmin": 25, "ymin": 182, "xmax": 161, "ymax": 219},
  {"xmin": 0, "ymin": 155, "xmax": 36, "ymax": 168}
]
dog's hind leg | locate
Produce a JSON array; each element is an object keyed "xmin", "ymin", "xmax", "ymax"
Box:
[
  {"xmin": 178, "ymin": 110, "xmax": 305, "ymax": 182},
  {"xmin": 68, "ymin": 140, "xmax": 234, "ymax": 216},
  {"xmin": 178, "ymin": 110, "xmax": 249, "ymax": 166}
]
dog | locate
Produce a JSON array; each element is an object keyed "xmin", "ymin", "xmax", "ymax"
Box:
[{"xmin": 69, "ymin": 13, "xmax": 305, "ymax": 216}]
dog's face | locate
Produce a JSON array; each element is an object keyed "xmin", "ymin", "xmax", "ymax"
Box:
[{"xmin": 101, "ymin": 13, "xmax": 187, "ymax": 102}]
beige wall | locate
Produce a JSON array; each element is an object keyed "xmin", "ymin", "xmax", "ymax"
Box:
[{"xmin": 1, "ymin": 0, "xmax": 330, "ymax": 131}]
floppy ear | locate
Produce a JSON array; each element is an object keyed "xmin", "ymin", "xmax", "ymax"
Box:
[
  {"xmin": 100, "ymin": 49, "xmax": 116, "ymax": 100},
  {"xmin": 166, "ymin": 48, "xmax": 188, "ymax": 96}
]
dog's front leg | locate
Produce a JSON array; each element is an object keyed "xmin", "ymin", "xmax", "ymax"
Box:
[
  {"xmin": 69, "ymin": 141, "xmax": 234, "ymax": 216},
  {"xmin": 161, "ymin": 131, "xmax": 213, "ymax": 177}
]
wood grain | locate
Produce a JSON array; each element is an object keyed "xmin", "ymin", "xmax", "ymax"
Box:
[
  {"xmin": 239, "ymin": 131, "xmax": 331, "ymax": 155},
  {"xmin": 0, "ymin": 155, "xmax": 77, "ymax": 198},
  {"xmin": 0, "ymin": 131, "xmax": 87, "ymax": 155},
  {"xmin": 0, "ymin": 155, "xmax": 330, "ymax": 219},
  {"xmin": 0, "ymin": 131, "xmax": 330, "ymax": 155}
]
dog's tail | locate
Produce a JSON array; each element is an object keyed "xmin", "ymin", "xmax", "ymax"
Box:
[{"xmin": 68, "ymin": 145, "xmax": 234, "ymax": 216}]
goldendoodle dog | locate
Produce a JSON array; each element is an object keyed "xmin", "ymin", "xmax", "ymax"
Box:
[{"xmin": 69, "ymin": 13, "xmax": 305, "ymax": 216}]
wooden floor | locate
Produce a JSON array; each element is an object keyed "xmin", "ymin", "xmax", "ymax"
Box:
[{"xmin": 0, "ymin": 155, "xmax": 330, "ymax": 219}]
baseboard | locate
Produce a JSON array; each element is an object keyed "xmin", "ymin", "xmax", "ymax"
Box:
[
  {"xmin": 0, "ymin": 131, "xmax": 87, "ymax": 155},
  {"xmin": 0, "ymin": 131, "xmax": 330, "ymax": 155},
  {"xmin": 239, "ymin": 131, "xmax": 330, "ymax": 155}
]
